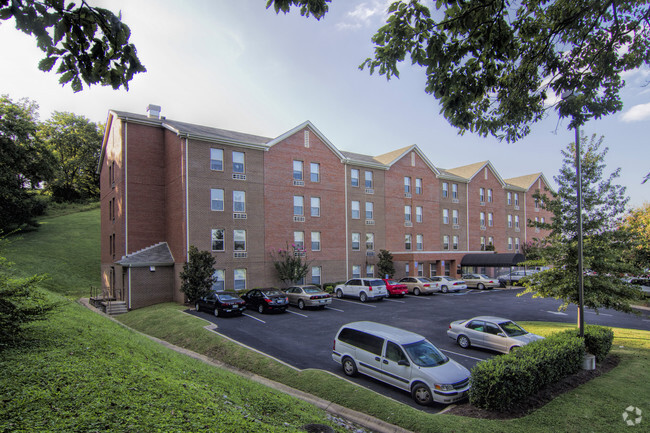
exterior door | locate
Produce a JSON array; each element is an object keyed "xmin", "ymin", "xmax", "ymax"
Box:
[
  {"xmin": 483, "ymin": 321, "xmax": 508, "ymax": 352},
  {"xmin": 465, "ymin": 320, "xmax": 486, "ymax": 348},
  {"xmin": 381, "ymin": 341, "xmax": 412, "ymax": 391}
]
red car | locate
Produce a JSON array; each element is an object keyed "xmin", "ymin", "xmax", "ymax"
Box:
[{"xmin": 382, "ymin": 279, "xmax": 409, "ymax": 297}]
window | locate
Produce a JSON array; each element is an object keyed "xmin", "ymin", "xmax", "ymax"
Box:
[
  {"xmin": 515, "ymin": 215, "xmax": 520, "ymax": 229},
  {"xmin": 507, "ymin": 192, "xmax": 512, "ymax": 205},
  {"xmin": 488, "ymin": 236, "xmax": 494, "ymax": 247},
  {"xmin": 417, "ymin": 262, "xmax": 424, "ymax": 276},
  {"xmin": 311, "ymin": 266, "xmax": 321, "ymax": 285},
  {"xmin": 535, "ymin": 198, "xmax": 539, "ymax": 209},
  {"xmin": 541, "ymin": 217, "xmax": 546, "ymax": 224},
  {"xmin": 416, "ymin": 234, "xmax": 423, "ymax": 250},
  {"xmin": 211, "ymin": 229, "xmax": 225, "ymax": 251},
  {"xmin": 442, "ymin": 182, "xmax": 449, "ymax": 198},
  {"xmin": 452, "ymin": 183, "xmax": 458, "ymax": 199},
  {"xmin": 507, "ymin": 214, "xmax": 513, "ymax": 228},
  {"xmin": 210, "ymin": 148, "xmax": 223, "ymax": 171},
  {"xmin": 404, "ymin": 177, "xmax": 411, "ymax": 193},
  {"xmin": 234, "ymin": 269, "xmax": 246, "ymax": 291},
  {"xmin": 233, "ymin": 191, "xmax": 245, "ymax": 212},
  {"xmin": 405, "ymin": 234, "xmax": 412, "ymax": 250},
  {"xmin": 294, "ymin": 196, "xmax": 304, "ymax": 216},
  {"xmin": 311, "ymin": 232, "xmax": 321, "ymax": 251},
  {"xmin": 352, "ymin": 232, "xmax": 360, "ymax": 250},
  {"xmin": 507, "ymin": 237, "xmax": 513, "ymax": 250},
  {"xmin": 453, "ymin": 235, "xmax": 459, "ymax": 250},
  {"xmin": 405, "ymin": 263, "xmax": 410, "ymax": 276},
  {"xmin": 480, "ymin": 236, "xmax": 486, "ymax": 250},
  {"xmin": 294, "ymin": 231, "xmax": 304, "ymax": 250},
  {"xmin": 487, "ymin": 189, "xmax": 493, "ymax": 203},
  {"xmin": 488, "ymin": 212, "xmax": 493, "ymax": 227},
  {"xmin": 515, "ymin": 237, "xmax": 520, "ymax": 251},
  {"xmin": 416, "ymin": 206, "xmax": 423, "ymax": 223},
  {"xmin": 452, "ymin": 209, "xmax": 459, "ymax": 225},
  {"xmin": 443, "ymin": 209, "xmax": 449, "ymax": 224},
  {"xmin": 352, "ymin": 265, "xmax": 361, "ymax": 278},
  {"xmin": 365, "ymin": 171, "xmax": 373, "ymax": 188},
  {"xmin": 351, "ymin": 201, "xmax": 360, "ymax": 219},
  {"xmin": 514, "ymin": 193, "xmax": 519, "ymax": 206},
  {"xmin": 366, "ymin": 233, "xmax": 374, "ymax": 250},
  {"xmin": 480, "ymin": 212, "xmax": 486, "ymax": 227},
  {"xmin": 310, "ymin": 162, "xmax": 320, "ymax": 182},
  {"xmin": 479, "ymin": 188, "xmax": 485, "ymax": 202},
  {"xmin": 212, "ymin": 270, "xmax": 225, "ymax": 291},
  {"xmin": 293, "ymin": 160, "xmax": 303, "ymax": 181},
  {"xmin": 415, "ymin": 178, "xmax": 422, "ymax": 194},
  {"xmin": 366, "ymin": 264, "xmax": 374, "ymax": 277},
  {"xmin": 234, "ymin": 230, "xmax": 246, "ymax": 251},
  {"xmin": 311, "ymin": 197, "xmax": 320, "ymax": 217},
  {"xmin": 232, "ymin": 151, "xmax": 245, "ymax": 173},
  {"xmin": 211, "ymin": 189, "xmax": 224, "ymax": 211},
  {"xmin": 365, "ymin": 202, "xmax": 374, "ymax": 220},
  {"xmin": 351, "ymin": 169, "xmax": 359, "ymax": 187},
  {"xmin": 443, "ymin": 235, "xmax": 450, "ymax": 250},
  {"xmin": 404, "ymin": 205, "xmax": 412, "ymax": 222}
]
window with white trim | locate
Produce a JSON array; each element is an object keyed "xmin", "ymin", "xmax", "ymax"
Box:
[
  {"xmin": 442, "ymin": 182, "xmax": 448, "ymax": 198},
  {"xmin": 351, "ymin": 201, "xmax": 360, "ymax": 219},
  {"xmin": 443, "ymin": 235, "xmax": 450, "ymax": 250},
  {"xmin": 453, "ymin": 235, "xmax": 459, "ymax": 250},
  {"xmin": 212, "ymin": 269, "xmax": 225, "ymax": 291},
  {"xmin": 352, "ymin": 265, "xmax": 361, "ymax": 278},
  {"xmin": 507, "ymin": 214, "xmax": 513, "ymax": 228},
  {"xmin": 480, "ymin": 212, "xmax": 486, "ymax": 227},
  {"xmin": 211, "ymin": 229, "xmax": 224, "ymax": 251},
  {"xmin": 311, "ymin": 197, "xmax": 320, "ymax": 217},
  {"xmin": 234, "ymin": 230, "xmax": 246, "ymax": 251},
  {"xmin": 311, "ymin": 266, "xmax": 321, "ymax": 285},
  {"xmin": 443, "ymin": 208, "xmax": 449, "ymax": 224},
  {"xmin": 210, "ymin": 148, "xmax": 223, "ymax": 171},
  {"xmin": 416, "ymin": 234, "xmax": 423, "ymax": 250},
  {"xmin": 234, "ymin": 268, "xmax": 246, "ymax": 291},
  {"xmin": 487, "ymin": 188, "xmax": 493, "ymax": 202},
  {"xmin": 488, "ymin": 212, "xmax": 493, "ymax": 227},
  {"xmin": 515, "ymin": 215, "xmax": 520, "ymax": 229},
  {"xmin": 294, "ymin": 231, "xmax": 304, "ymax": 250},
  {"xmin": 311, "ymin": 231, "xmax": 321, "ymax": 251},
  {"xmin": 415, "ymin": 178, "xmax": 422, "ymax": 194},
  {"xmin": 405, "ymin": 234, "xmax": 412, "ymax": 250},
  {"xmin": 352, "ymin": 232, "xmax": 360, "ymax": 250},
  {"xmin": 294, "ymin": 196, "xmax": 304, "ymax": 216},
  {"xmin": 211, "ymin": 188, "xmax": 224, "ymax": 211},
  {"xmin": 365, "ymin": 202, "xmax": 374, "ymax": 220},
  {"xmin": 507, "ymin": 191, "xmax": 512, "ymax": 205},
  {"xmin": 351, "ymin": 169, "xmax": 359, "ymax": 187},
  {"xmin": 232, "ymin": 151, "xmax": 245, "ymax": 173},
  {"xmin": 310, "ymin": 162, "xmax": 320, "ymax": 182},
  {"xmin": 404, "ymin": 205, "xmax": 412, "ymax": 222},
  {"xmin": 452, "ymin": 183, "xmax": 458, "ymax": 199},
  {"xmin": 365, "ymin": 171, "xmax": 373, "ymax": 188},
  {"xmin": 515, "ymin": 237, "xmax": 520, "ymax": 251},
  {"xmin": 233, "ymin": 190, "xmax": 245, "ymax": 212},
  {"xmin": 293, "ymin": 160, "xmax": 303, "ymax": 181},
  {"xmin": 507, "ymin": 237, "xmax": 513, "ymax": 250},
  {"xmin": 480, "ymin": 236, "xmax": 486, "ymax": 250},
  {"xmin": 452, "ymin": 209, "xmax": 459, "ymax": 225},
  {"xmin": 479, "ymin": 187, "xmax": 485, "ymax": 202},
  {"xmin": 366, "ymin": 233, "xmax": 374, "ymax": 250},
  {"xmin": 366, "ymin": 264, "xmax": 374, "ymax": 277},
  {"xmin": 416, "ymin": 206, "xmax": 423, "ymax": 223},
  {"xmin": 404, "ymin": 177, "xmax": 411, "ymax": 193},
  {"xmin": 514, "ymin": 193, "xmax": 519, "ymax": 206}
]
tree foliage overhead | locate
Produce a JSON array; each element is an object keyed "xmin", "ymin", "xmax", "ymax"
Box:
[
  {"xmin": 524, "ymin": 134, "xmax": 642, "ymax": 314},
  {"xmin": 269, "ymin": 0, "xmax": 650, "ymax": 142},
  {"xmin": 1, "ymin": 0, "xmax": 146, "ymax": 92}
]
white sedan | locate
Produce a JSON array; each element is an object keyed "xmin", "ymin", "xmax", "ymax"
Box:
[
  {"xmin": 430, "ymin": 276, "xmax": 467, "ymax": 293},
  {"xmin": 461, "ymin": 273, "xmax": 500, "ymax": 290},
  {"xmin": 447, "ymin": 316, "xmax": 544, "ymax": 354}
]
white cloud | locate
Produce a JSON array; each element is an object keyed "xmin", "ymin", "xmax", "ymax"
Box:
[
  {"xmin": 621, "ymin": 102, "xmax": 650, "ymax": 122},
  {"xmin": 336, "ymin": 0, "xmax": 392, "ymax": 30}
]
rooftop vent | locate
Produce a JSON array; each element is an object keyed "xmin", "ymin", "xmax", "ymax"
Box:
[{"xmin": 146, "ymin": 104, "xmax": 161, "ymax": 119}]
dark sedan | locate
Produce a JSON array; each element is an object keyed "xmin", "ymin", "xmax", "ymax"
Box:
[
  {"xmin": 241, "ymin": 288, "xmax": 289, "ymax": 314},
  {"xmin": 195, "ymin": 291, "xmax": 246, "ymax": 317}
]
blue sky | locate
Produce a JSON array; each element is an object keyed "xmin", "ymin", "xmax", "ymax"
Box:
[{"xmin": 2, "ymin": 0, "xmax": 649, "ymax": 207}]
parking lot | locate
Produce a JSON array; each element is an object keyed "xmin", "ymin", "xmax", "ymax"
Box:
[{"xmin": 189, "ymin": 287, "xmax": 650, "ymax": 412}]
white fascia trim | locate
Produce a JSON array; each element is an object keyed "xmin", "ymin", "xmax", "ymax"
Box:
[
  {"xmin": 465, "ymin": 161, "xmax": 508, "ymax": 187},
  {"xmin": 381, "ymin": 144, "xmax": 442, "ymax": 176},
  {"xmin": 342, "ymin": 159, "xmax": 388, "ymax": 170},
  {"xmin": 266, "ymin": 120, "xmax": 347, "ymax": 160}
]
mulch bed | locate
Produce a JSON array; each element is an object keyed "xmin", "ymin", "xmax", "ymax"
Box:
[{"xmin": 444, "ymin": 355, "xmax": 620, "ymax": 419}]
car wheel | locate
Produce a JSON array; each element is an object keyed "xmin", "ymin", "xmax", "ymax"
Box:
[
  {"xmin": 477, "ymin": 283, "xmax": 485, "ymax": 290},
  {"xmin": 342, "ymin": 357, "xmax": 358, "ymax": 377},
  {"xmin": 298, "ymin": 300, "xmax": 305, "ymax": 310},
  {"xmin": 457, "ymin": 335, "xmax": 471, "ymax": 349},
  {"xmin": 359, "ymin": 292, "xmax": 368, "ymax": 302},
  {"xmin": 441, "ymin": 285, "xmax": 449, "ymax": 293},
  {"xmin": 509, "ymin": 346, "xmax": 520, "ymax": 353},
  {"xmin": 336, "ymin": 289, "xmax": 343, "ymax": 298},
  {"xmin": 257, "ymin": 304, "xmax": 265, "ymax": 314},
  {"xmin": 377, "ymin": 296, "xmax": 384, "ymax": 301},
  {"xmin": 195, "ymin": 302, "xmax": 200, "ymax": 312},
  {"xmin": 413, "ymin": 288, "xmax": 421, "ymax": 296},
  {"xmin": 411, "ymin": 383, "xmax": 433, "ymax": 406}
]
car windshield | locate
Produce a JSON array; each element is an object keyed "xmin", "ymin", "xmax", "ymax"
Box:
[
  {"xmin": 303, "ymin": 287, "xmax": 321, "ymax": 293},
  {"xmin": 217, "ymin": 293, "xmax": 241, "ymax": 301},
  {"xmin": 479, "ymin": 274, "xmax": 490, "ymax": 279},
  {"xmin": 369, "ymin": 280, "xmax": 385, "ymax": 287},
  {"xmin": 262, "ymin": 290, "xmax": 283, "ymax": 297},
  {"xmin": 419, "ymin": 278, "xmax": 433, "ymax": 283},
  {"xmin": 499, "ymin": 321, "xmax": 528, "ymax": 337},
  {"xmin": 386, "ymin": 280, "xmax": 398, "ymax": 285},
  {"xmin": 403, "ymin": 340, "xmax": 449, "ymax": 367}
]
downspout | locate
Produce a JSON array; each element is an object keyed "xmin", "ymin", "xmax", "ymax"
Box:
[
  {"xmin": 128, "ymin": 267, "xmax": 132, "ymax": 309},
  {"xmin": 523, "ymin": 193, "xmax": 527, "ymax": 246},
  {"xmin": 344, "ymin": 164, "xmax": 349, "ymax": 279},
  {"xmin": 124, "ymin": 122, "xmax": 129, "ymax": 253},
  {"xmin": 185, "ymin": 138, "xmax": 190, "ymax": 261},
  {"xmin": 465, "ymin": 183, "xmax": 470, "ymax": 250}
]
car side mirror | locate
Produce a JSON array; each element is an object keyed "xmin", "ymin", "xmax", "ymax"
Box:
[
  {"xmin": 398, "ymin": 359, "xmax": 410, "ymax": 366},
  {"xmin": 497, "ymin": 332, "xmax": 507, "ymax": 338}
]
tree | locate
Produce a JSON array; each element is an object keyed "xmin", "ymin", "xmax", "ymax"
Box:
[
  {"xmin": 1, "ymin": 0, "xmax": 146, "ymax": 91},
  {"xmin": 270, "ymin": 243, "xmax": 311, "ymax": 286},
  {"xmin": 268, "ymin": 1, "xmax": 650, "ymax": 142},
  {"xmin": 179, "ymin": 246, "xmax": 215, "ymax": 303},
  {"xmin": 40, "ymin": 112, "xmax": 103, "ymax": 202},
  {"xmin": 620, "ymin": 203, "xmax": 650, "ymax": 271},
  {"xmin": 0, "ymin": 95, "xmax": 54, "ymax": 232},
  {"xmin": 523, "ymin": 134, "xmax": 642, "ymax": 321},
  {"xmin": 377, "ymin": 249, "xmax": 395, "ymax": 279}
]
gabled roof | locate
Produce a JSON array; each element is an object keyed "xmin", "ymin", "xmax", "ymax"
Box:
[
  {"xmin": 340, "ymin": 151, "xmax": 386, "ymax": 169},
  {"xmin": 445, "ymin": 160, "xmax": 507, "ymax": 187},
  {"xmin": 265, "ymin": 120, "xmax": 347, "ymax": 161},
  {"xmin": 505, "ymin": 173, "xmax": 553, "ymax": 192},
  {"xmin": 373, "ymin": 144, "xmax": 441, "ymax": 175},
  {"xmin": 117, "ymin": 242, "xmax": 175, "ymax": 267}
]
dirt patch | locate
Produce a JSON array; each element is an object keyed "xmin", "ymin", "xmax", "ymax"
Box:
[{"xmin": 445, "ymin": 355, "xmax": 620, "ymax": 419}]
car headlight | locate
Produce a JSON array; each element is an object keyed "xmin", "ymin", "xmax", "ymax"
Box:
[{"xmin": 434, "ymin": 383, "xmax": 455, "ymax": 391}]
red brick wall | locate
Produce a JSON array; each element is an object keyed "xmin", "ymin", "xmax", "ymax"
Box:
[
  {"xmin": 467, "ymin": 166, "xmax": 506, "ymax": 252},
  {"xmin": 128, "ymin": 266, "xmax": 175, "ymax": 309}
]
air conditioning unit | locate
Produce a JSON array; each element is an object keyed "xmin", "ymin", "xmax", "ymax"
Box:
[
  {"xmin": 232, "ymin": 173, "xmax": 246, "ymax": 180},
  {"xmin": 366, "ymin": 220, "xmax": 375, "ymax": 225},
  {"xmin": 233, "ymin": 213, "xmax": 247, "ymax": 219},
  {"xmin": 404, "ymin": 221, "xmax": 413, "ymax": 227},
  {"xmin": 233, "ymin": 252, "xmax": 247, "ymax": 258},
  {"xmin": 404, "ymin": 192, "xmax": 412, "ymax": 198},
  {"xmin": 452, "ymin": 198, "xmax": 459, "ymax": 203},
  {"xmin": 453, "ymin": 224, "xmax": 460, "ymax": 229},
  {"xmin": 365, "ymin": 188, "xmax": 374, "ymax": 194},
  {"xmin": 293, "ymin": 180, "xmax": 304, "ymax": 186},
  {"xmin": 293, "ymin": 216, "xmax": 305, "ymax": 222}
]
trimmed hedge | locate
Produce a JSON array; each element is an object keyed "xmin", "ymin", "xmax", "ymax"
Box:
[
  {"xmin": 469, "ymin": 332, "xmax": 584, "ymax": 411},
  {"xmin": 583, "ymin": 325, "xmax": 614, "ymax": 362}
]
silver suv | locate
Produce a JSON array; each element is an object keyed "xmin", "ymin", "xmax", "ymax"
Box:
[
  {"xmin": 334, "ymin": 278, "xmax": 387, "ymax": 302},
  {"xmin": 497, "ymin": 269, "xmax": 538, "ymax": 286}
]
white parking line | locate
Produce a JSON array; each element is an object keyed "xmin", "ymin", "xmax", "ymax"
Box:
[
  {"xmin": 384, "ymin": 298, "xmax": 406, "ymax": 303},
  {"xmin": 586, "ymin": 311, "xmax": 613, "ymax": 317},
  {"xmin": 242, "ymin": 313, "xmax": 266, "ymax": 323},
  {"xmin": 287, "ymin": 310, "xmax": 308, "ymax": 318},
  {"xmin": 546, "ymin": 311, "xmax": 568, "ymax": 316},
  {"xmin": 332, "ymin": 298, "xmax": 377, "ymax": 307},
  {"xmin": 404, "ymin": 295, "xmax": 434, "ymax": 300},
  {"xmin": 440, "ymin": 348, "xmax": 487, "ymax": 362},
  {"xmin": 324, "ymin": 306, "xmax": 345, "ymax": 312}
]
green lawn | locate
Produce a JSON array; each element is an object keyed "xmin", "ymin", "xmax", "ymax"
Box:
[{"xmin": 2, "ymin": 208, "xmax": 649, "ymax": 432}]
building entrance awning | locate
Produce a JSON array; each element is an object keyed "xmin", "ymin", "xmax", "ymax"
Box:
[{"xmin": 460, "ymin": 253, "xmax": 525, "ymax": 267}]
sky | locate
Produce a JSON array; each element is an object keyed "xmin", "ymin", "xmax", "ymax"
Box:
[{"xmin": 1, "ymin": 0, "xmax": 649, "ymax": 207}]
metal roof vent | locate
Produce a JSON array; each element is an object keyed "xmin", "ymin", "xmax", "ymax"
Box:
[{"xmin": 146, "ymin": 104, "xmax": 161, "ymax": 119}]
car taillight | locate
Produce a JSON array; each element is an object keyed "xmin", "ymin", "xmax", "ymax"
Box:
[
  {"xmin": 222, "ymin": 303, "xmax": 231, "ymax": 307},
  {"xmin": 310, "ymin": 296, "xmax": 317, "ymax": 300},
  {"xmin": 369, "ymin": 287, "xmax": 372, "ymax": 291},
  {"xmin": 264, "ymin": 298, "xmax": 272, "ymax": 303},
  {"xmin": 424, "ymin": 284, "xmax": 430, "ymax": 287}
]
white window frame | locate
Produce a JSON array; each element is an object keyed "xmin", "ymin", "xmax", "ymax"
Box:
[
  {"xmin": 233, "ymin": 190, "xmax": 245, "ymax": 212},
  {"xmin": 366, "ymin": 233, "xmax": 374, "ymax": 250},
  {"xmin": 211, "ymin": 188, "xmax": 224, "ymax": 211},
  {"xmin": 294, "ymin": 231, "xmax": 305, "ymax": 250},
  {"xmin": 210, "ymin": 148, "xmax": 224, "ymax": 171},
  {"xmin": 293, "ymin": 160, "xmax": 303, "ymax": 181},
  {"xmin": 442, "ymin": 182, "xmax": 448, "ymax": 198},
  {"xmin": 352, "ymin": 232, "xmax": 360, "ymax": 250},
  {"xmin": 212, "ymin": 269, "xmax": 225, "ymax": 291},
  {"xmin": 452, "ymin": 209, "xmax": 459, "ymax": 225},
  {"xmin": 443, "ymin": 209, "xmax": 449, "ymax": 224},
  {"xmin": 234, "ymin": 229, "xmax": 246, "ymax": 251},
  {"xmin": 311, "ymin": 266, "xmax": 321, "ymax": 285},
  {"xmin": 365, "ymin": 171, "xmax": 373, "ymax": 188},
  {"xmin": 404, "ymin": 205, "xmax": 412, "ymax": 222},
  {"xmin": 351, "ymin": 169, "xmax": 360, "ymax": 187},
  {"xmin": 365, "ymin": 202, "xmax": 374, "ymax": 220},
  {"xmin": 311, "ymin": 196, "xmax": 321, "ymax": 217},
  {"xmin": 310, "ymin": 162, "xmax": 320, "ymax": 182},
  {"xmin": 234, "ymin": 268, "xmax": 246, "ymax": 291},
  {"xmin": 352, "ymin": 265, "xmax": 361, "ymax": 279},
  {"xmin": 294, "ymin": 196, "xmax": 304, "ymax": 216},
  {"xmin": 416, "ymin": 206, "xmax": 423, "ymax": 223},
  {"xmin": 404, "ymin": 177, "xmax": 411, "ymax": 193},
  {"xmin": 416, "ymin": 234, "xmax": 423, "ymax": 250},
  {"xmin": 232, "ymin": 151, "xmax": 245, "ymax": 174},
  {"xmin": 351, "ymin": 201, "xmax": 360, "ymax": 219},
  {"xmin": 405, "ymin": 234, "xmax": 412, "ymax": 250},
  {"xmin": 415, "ymin": 178, "xmax": 422, "ymax": 194},
  {"xmin": 311, "ymin": 231, "xmax": 321, "ymax": 251},
  {"xmin": 211, "ymin": 229, "xmax": 225, "ymax": 252}
]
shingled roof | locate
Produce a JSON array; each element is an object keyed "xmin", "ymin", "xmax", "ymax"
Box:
[{"xmin": 117, "ymin": 242, "xmax": 175, "ymax": 267}]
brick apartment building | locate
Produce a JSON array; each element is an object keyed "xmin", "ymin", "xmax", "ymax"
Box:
[{"xmin": 99, "ymin": 105, "xmax": 553, "ymax": 309}]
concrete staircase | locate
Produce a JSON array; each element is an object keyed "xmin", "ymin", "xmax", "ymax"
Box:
[{"xmin": 103, "ymin": 301, "xmax": 128, "ymax": 315}]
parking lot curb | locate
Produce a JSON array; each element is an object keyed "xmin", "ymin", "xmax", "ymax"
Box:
[{"xmin": 77, "ymin": 298, "xmax": 414, "ymax": 433}]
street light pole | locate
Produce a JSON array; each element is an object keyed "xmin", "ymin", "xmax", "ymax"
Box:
[{"xmin": 575, "ymin": 123, "xmax": 585, "ymax": 338}]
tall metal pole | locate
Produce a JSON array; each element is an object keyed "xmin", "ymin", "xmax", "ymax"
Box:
[{"xmin": 575, "ymin": 124, "xmax": 585, "ymax": 338}]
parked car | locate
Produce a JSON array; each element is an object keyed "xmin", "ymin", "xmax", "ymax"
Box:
[
  {"xmin": 447, "ymin": 316, "xmax": 544, "ymax": 354},
  {"xmin": 241, "ymin": 288, "xmax": 289, "ymax": 313},
  {"xmin": 497, "ymin": 269, "xmax": 538, "ymax": 286},
  {"xmin": 622, "ymin": 277, "xmax": 650, "ymax": 297},
  {"xmin": 334, "ymin": 278, "xmax": 387, "ymax": 302},
  {"xmin": 332, "ymin": 321, "xmax": 470, "ymax": 405},
  {"xmin": 195, "ymin": 291, "xmax": 246, "ymax": 317},
  {"xmin": 382, "ymin": 279, "xmax": 409, "ymax": 297},
  {"xmin": 430, "ymin": 276, "xmax": 467, "ymax": 293},
  {"xmin": 461, "ymin": 274, "xmax": 499, "ymax": 290},
  {"xmin": 398, "ymin": 276, "xmax": 439, "ymax": 295},
  {"xmin": 284, "ymin": 285, "xmax": 332, "ymax": 309}
]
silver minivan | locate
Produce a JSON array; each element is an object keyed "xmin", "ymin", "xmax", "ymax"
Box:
[{"xmin": 332, "ymin": 321, "xmax": 470, "ymax": 405}]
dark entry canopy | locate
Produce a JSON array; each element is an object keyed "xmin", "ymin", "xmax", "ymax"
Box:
[{"xmin": 461, "ymin": 253, "xmax": 525, "ymax": 267}]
